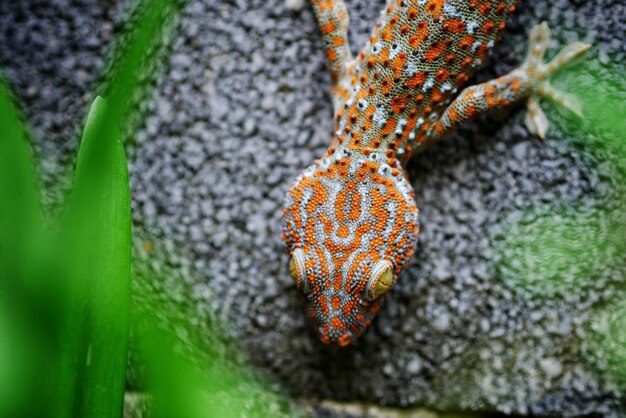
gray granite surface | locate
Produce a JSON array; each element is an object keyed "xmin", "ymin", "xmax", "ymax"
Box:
[{"xmin": 1, "ymin": 0, "xmax": 626, "ymax": 416}]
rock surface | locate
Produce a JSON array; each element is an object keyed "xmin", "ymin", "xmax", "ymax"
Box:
[{"xmin": 2, "ymin": 0, "xmax": 626, "ymax": 416}]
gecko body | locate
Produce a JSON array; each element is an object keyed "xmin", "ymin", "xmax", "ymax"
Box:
[{"xmin": 282, "ymin": 0, "xmax": 589, "ymax": 346}]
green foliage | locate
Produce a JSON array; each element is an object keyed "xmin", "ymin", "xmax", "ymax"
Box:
[
  {"xmin": 0, "ymin": 85, "xmax": 131, "ymax": 418},
  {"xmin": 56, "ymin": 96, "xmax": 131, "ymax": 418},
  {"xmin": 0, "ymin": 0, "xmax": 298, "ymax": 416},
  {"xmin": 0, "ymin": 74, "xmax": 56, "ymax": 418},
  {"xmin": 0, "ymin": 0, "xmax": 185, "ymax": 412},
  {"xmin": 492, "ymin": 57, "xmax": 626, "ymax": 387}
]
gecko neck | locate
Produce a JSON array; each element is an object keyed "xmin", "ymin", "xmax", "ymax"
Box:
[{"xmin": 327, "ymin": 132, "xmax": 417, "ymax": 166}]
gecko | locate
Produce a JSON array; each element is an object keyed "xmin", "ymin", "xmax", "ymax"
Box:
[{"xmin": 281, "ymin": 0, "xmax": 589, "ymax": 346}]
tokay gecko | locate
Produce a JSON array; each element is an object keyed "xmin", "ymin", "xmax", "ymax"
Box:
[{"xmin": 281, "ymin": 0, "xmax": 589, "ymax": 346}]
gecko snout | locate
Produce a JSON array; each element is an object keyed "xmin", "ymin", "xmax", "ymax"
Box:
[{"xmin": 304, "ymin": 286, "xmax": 384, "ymax": 347}]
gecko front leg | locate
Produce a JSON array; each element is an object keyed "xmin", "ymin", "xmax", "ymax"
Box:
[
  {"xmin": 309, "ymin": 0, "xmax": 355, "ymax": 114},
  {"xmin": 423, "ymin": 22, "xmax": 590, "ymax": 146}
]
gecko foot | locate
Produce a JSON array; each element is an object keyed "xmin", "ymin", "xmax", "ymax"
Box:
[{"xmin": 522, "ymin": 22, "xmax": 590, "ymax": 139}]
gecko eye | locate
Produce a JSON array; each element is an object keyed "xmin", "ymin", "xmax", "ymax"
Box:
[
  {"xmin": 289, "ymin": 248, "xmax": 311, "ymax": 293},
  {"xmin": 365, "ymin": 261, "xmax": 394, "ymax": 301}
]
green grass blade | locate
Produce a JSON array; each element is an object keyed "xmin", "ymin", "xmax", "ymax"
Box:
[
  {"xmin": 103, "ymin": 0, "xmax": 185, "ymax": 135},
  {"xmin": 0, "ymin": 74, "xmax": 42, "ymax": 288},
  {"xmin": 54, "ymin": 0, "xmax": 185, "ymax": 414},
  {"xmin": 0, "ymin": 74, "xmax": 50, "ymax": 418},
  {"xmin": 59, "ymin": 96, "xmax": 131, "ymax": 418}
]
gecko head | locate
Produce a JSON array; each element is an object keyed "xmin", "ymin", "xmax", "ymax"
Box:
[{"xmin": 281, "ymin": 149, "xmax": 419, "ymax": 346}]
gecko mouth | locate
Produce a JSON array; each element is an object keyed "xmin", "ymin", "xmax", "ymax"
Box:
[
  {"xmin": 315, "ymin": 323, "xmax": 357, "ymax": 347},
  {"xmin": 308, "ymin": 305, "xmax": 373, "ymax": 347}
]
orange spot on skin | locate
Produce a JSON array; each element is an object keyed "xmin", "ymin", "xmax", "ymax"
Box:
[
  {"xmin": 402, "ymin": 117, "xmax": 417, "ymax": 139},
  {"xmin": 381, "ymin": 26, "xmax": 394, "ymax": 42},
  {"xmin": 378, "ymin": 47, "xmax": 390, "ymax": 67},
  {"xmin": 333, "ymin": 272, "xmax": 342, "ymax": 291},
  {"xmin": 409, "ymin": 21, "xmax": 428, "ymax": 49},
  {"xmin": 391, "ymin": 94, "xmax": 409, "ymax": 114},
  {"xmin": 337, "ymin": 224, "xmax": 350, "ymax": 238},
  {"xmin": 391, "ymin": 52, "xmax": 407, "ymax": 78},
  {"xmin": 317, "ymin": 0, "xmax": 334, "ymax": 11},
  {"xmin": 483, "ymin": 21, "xmax": 495, "ymax": 35},
  {"xmin": 355, "ymin": 88, "xmax": 368, "ymax": 102},
  {"xmin": 346, "ymin": 105, "xmax": 360, "ymax": 125},
  {"xmin": 435, "ymin": 68, "xmax": 449, "ymax": 83},
  {"xmin": 456, "ymin": 73, "xmax": 469, "ymax": 85},
  {"xmin": 381, "ymin": 118, "xmax": 397, "ymax": 137},
  {"xmin": 381, "ymin": 76, "xmax": 394, "ymax": 96},
  {"xmin": 425, "ymin": 41, "xmax": 446, "ymax": 62},
  {"xmin": 510, "ymin": 79, "xmax": 524, "ymax": 92},
  {"xmin": 405, "ymin": 72, "xmax": 426, "ymax": 88},
  {"xmin": 480, "ymin": 2, "xmax": 492, "ymax": 15},
  {"xmin": 319, "ymin": 296, "xmax": 329, "ymax": 317},
  {"xmin": 461, "ymin": 56, "xmax": 473, "ymax": 69},
  {"xmin": 331, "ymin": 317, "xmax": 346, "ymax": 330},
  {"xmin": 476, "ymin": 38, "xmax": 487, "ymax": 57},
  {"xmin": 371, "ymin": 190, "xmax": 390, "ymax": 233},
  {"xmin": 459, "ymin": 36, "xmax": 475, "ymax": 51},
  {"xmin": 333, "ymin": 85, "xmax": 350, "ymax": 102},
  {"xmin": 342, "ymin": 301, "xmax": 356, "ymax": 316},
  {"xmin": 363, "ymin": 104, "xmax": 375, "ymax": 131},
  {"xmin": 442, "ymin": 19, "xmax": 465, "ymax": 33},
  {"xmin": 315, "ymin": 247, "xmax": 331, "ymax": 277},
  {"xmin": 338, "ymin": 334, "xmax": 352, "ymax": 346},
  {"xmin": 425, "ymin": 0, "xmax": 445, "ymax": 17},
  {"xmin": 331, "ymin": 296, "xmax": 341, "ymax": 311},
  {"xmin": 348, "ymin": 252, "xmax": 369, "ymax": 283},
  {"xmin": 320, "ymin": 213, "xmax": 333, "ymax": 235},
  {"xmin": 431, "ymin": 88, "xmax": 444, "ymax": 104},
  {"xmin": 320, "ymin": 22, "xmax": 335, "ymax": 34},
  {"xmin": 448, "ymin": 107, "xmax": 459, "ymax": 123}
]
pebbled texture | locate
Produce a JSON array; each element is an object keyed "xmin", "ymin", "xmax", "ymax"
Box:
[{"xmin": 1, "ymin": 0, "xmax": 625, "ymax": 415}]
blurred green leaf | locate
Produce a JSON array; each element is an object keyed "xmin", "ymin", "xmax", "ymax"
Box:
[
  {"xmin": 0, "ymin": 74, "xmax": 43, "ymax": 294},
  {"xmin": 0, "ymin": 0, "xmax": 300, "ymax": 416},
  {"xmin": 104, "ymin": 0, "xmax": 185, "ymax": 136},
  {"xmin": 0, "ymin": 75, "xmax": 57, "ymax": 418},
  {"xmin": 58, "ymin": 96, "xmax": 131, "ymax": 418},
  {"xmin": 134, "ymin": 306, "xmax": 299, "ymax": 418}
]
